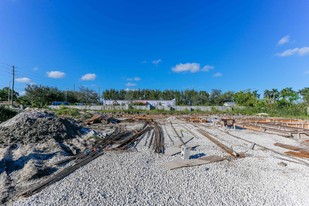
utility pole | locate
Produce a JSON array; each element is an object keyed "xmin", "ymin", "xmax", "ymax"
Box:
[
  {"xmin": 7, "ymin": 81, "xmax": 10, "ymax": 102},
  {"xmin": 98, "ymin": 87, "xmax": 101, "ymax": 105},
  {"xmin": 11, "ymin": 65, "xmax": 15, "ymax": 106}
]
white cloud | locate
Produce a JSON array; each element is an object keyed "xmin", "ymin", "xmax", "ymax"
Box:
[
  {"xmin": 15, "ymin": 77, "xmax": 32, "ymax": 83},
  {"xmin": 172, "ymin": 63, "xmax": 214, "ymax": 73},
  {"xmin": 126, "ymin": 77, "xmax": 141, "ymax": 81},
  {"xmin": 81, "ymin": 73, "xmax": 96, "ymax": 81},
  {"xmin": 134, "ymin": 77, "xmax": 141, "ymax": 81},
  {"xmin": 47, "ymin": 71, "xmax": 65, "ymax": 78},
  {"xmin": 277, "ymin": 35, "xmax": 290, "ymax": 45},
  {"xmin": 213, "ymin": 72, "xmax": 222, "ymax": 77},
  {"xmin": 277, "ymin": 47, "xmax": 309, "ymax": 57},
  {"xmin": 152, "ymin": 59, "xmax": 162, "ymax": 65},
  {"xmin": 32, "ymin": 66, "xmax": 39, "ymax": 71},
  {"xmin": 172, "ymin": 63, "xmax": 200, "ymax": 73},
  {"xmin": 125, "ymin": 82, "xmax": 136, "ymax": 87},
  {"xmin": 201, "ymin": 65, "xmax": 214, "ymax": 71}
]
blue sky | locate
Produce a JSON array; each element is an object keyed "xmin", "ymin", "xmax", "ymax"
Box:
[{"xmin": 0, "ymin": 0, "xmax": 308, "ymax": 95}]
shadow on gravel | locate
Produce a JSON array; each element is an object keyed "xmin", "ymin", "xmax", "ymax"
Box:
[
  {"xmin": 235, "ymin": 126, "xmax": 245, "ymax": 130},
  {"xmin": 4, "ymin": 152, "xmax": 57, "ymax": 174},
  {"xmin": 30, "ymin": 167, "xmax": 58, "ymax": 180},
  {"xmin": 190, "ymin": 153, "xmax": 206, "ymax": 159}
]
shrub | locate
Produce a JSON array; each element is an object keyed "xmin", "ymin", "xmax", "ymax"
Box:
[{"xmin": 0, "ymin": 106, "xmax": 17, "ymax": 122}]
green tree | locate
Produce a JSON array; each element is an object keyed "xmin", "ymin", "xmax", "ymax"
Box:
[
  {"xmin": 0, "ymin": 88, "xmax": 8, "ymax": 101},
  {"xmin": 78, "ymin": 86, "xmax": 99, "ymax": 104},
  {"xmin": 299, "ymin": 87, "xmax": 309, "ymax": 104},
  {"xmin": 23, "ymin": 84, "xmax": 63, "ymax": 107},
  {"xmin": 216, "ymin": 91, "xmax": 234, "ymax": 105},
  {"xmin": 0, "ymin": 87, "xmax": 19, "ymax": 101},
  {"xmin": 209, "ymin": 89, "xmax": 222, "ymax": 105},
  {"xmin": 264, "ymin": 89, "xmax": 272, "ymax": 103},
  {"xmin": 279, "ymin": 87, "xmax": 299, "ymax": 103},
  {"xmin": 125, "ymin": 90, "xmax": 134, "ymax": 101},
  {"xmin": 234, "ymin": 90, "xmax": 259, "ymax": 107}
]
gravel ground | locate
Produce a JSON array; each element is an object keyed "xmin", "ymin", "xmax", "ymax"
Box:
[{"xmin": 13, "ymin": 122, "xmax": 309, "ymax": 206}]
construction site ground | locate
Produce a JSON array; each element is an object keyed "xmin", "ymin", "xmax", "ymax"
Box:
[{"xmin": 1, "ymin": 111, "xmax": 309, "ymax": 205}]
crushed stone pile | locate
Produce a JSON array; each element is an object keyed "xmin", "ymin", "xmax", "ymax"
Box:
[
  {"xmin": 0, "ymin": 110, "xmax": 82, "ymax": 146},
  {"xmin": 0, "ymin": 110, "xmax": 94, "ymax": 204}
]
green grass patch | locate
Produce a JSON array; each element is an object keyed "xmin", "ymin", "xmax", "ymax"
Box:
[{"xmin": 55, "ymin": 106, "xmax": 80, "ymax": 117}]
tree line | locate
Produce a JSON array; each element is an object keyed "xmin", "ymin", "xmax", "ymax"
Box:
[
  {"xmin": 0, "ymin": 85, "xmax": 99, "ymax": 107},
  {"xmin": 0, "ymin": 85, "xmax": 308, "ymax": 116},
  {"xmin": 103, "ymin": 88, "xmax": 309, "ymax": 106}
]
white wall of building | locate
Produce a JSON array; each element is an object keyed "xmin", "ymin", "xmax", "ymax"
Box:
[{"xmin": 103, "ymin": 99, "xmax": 176, "ymax": 107}]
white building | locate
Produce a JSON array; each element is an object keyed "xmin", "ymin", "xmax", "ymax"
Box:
[
  {"xmin": 223, "ymin": 102, "xmax": 236, "ymax": 107},
  {"xmin": 103, "ymin": 99, "xmax": 176, "ymax": 107}
]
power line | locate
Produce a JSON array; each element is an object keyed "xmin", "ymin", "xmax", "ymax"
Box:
[
  {"xmin": 0, "ymin": 65, "xmax": 10, "ymax": 71},
  {"xmin": 0, "ymin": 70, "xmax": 11, "ymax": 75},
  {"xmin": 13, "ymin": 66, "xmax": 59, "ymax": 85},
  {"xmin": 0, "ymin": 66, "xmax": 11, "ymax": 72},
  {"xmin": 14, "ymin": 68, "xmax": 43, "ymax": 78},
  {"xmin": 0, "ymin": 61, "xmax": 11, "ymax": 68},
  {"xmin": 0, "ymin": 62, "xmax": 42, "ymax": 80},
  {"xmin": 0, "ymin": 61, "xmax": 79, "ymax": 91},
  {"xmin": 14, "ymin": 72, "xmax": 43, "ymax": 81}
]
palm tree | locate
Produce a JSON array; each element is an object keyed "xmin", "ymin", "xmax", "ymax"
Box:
[
  {"xmin": 264, "ymin": 89, "xmax": 278, "ymax": 103},
  {"xmin": 280, "ymin": 87, "xmax": 298, "ymax": 103},
  {"xmin": 264, "ymin": 89, "xmax": 272, "ymax": 103},
  {"xmin": 270, "ymin": 89, "xmax": 279, "ymax": 103}
]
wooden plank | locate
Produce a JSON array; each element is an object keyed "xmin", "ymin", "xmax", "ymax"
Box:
[
  {"xmin": 196, "ymin": 129, "xmax": 239, "ymax": 157},
  {"xmin": 274, "ymin": 142, "xmax": 302, "ymax": 151},
  {"xmin": 170, "ymin": 123, "xmax": 185, "ymax": 145},
  {"xmin": 164, "ymin": 155, "xmax": 225, "ymax": 170},
  {"xmin": 236, "ymin": 124, "xmax": 292, "ymax": 137},
  {"xmin": 285, "ymin": 151, "xmax": 309, "ymax": 159}
]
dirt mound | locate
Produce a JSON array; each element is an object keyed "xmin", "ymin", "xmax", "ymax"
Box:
[{"xmin": 0, "ymin": 110, "xmax": 82, "ymax": 146}]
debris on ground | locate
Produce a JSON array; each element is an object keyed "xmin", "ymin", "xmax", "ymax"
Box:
[
  {"xmin": 84, "ymin": 114, "xmax": 120, "ymax": 125},
  {"xmin": 84, "ymin": 114, "xmax": 108, "ymax": 125},
  {"xmin": 278, "ymin": 161, "xmax": 288, "ymax": 167},
  {"xmin": 1, "ymin": 113, "xmax": 309, "ymax": 205}
]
